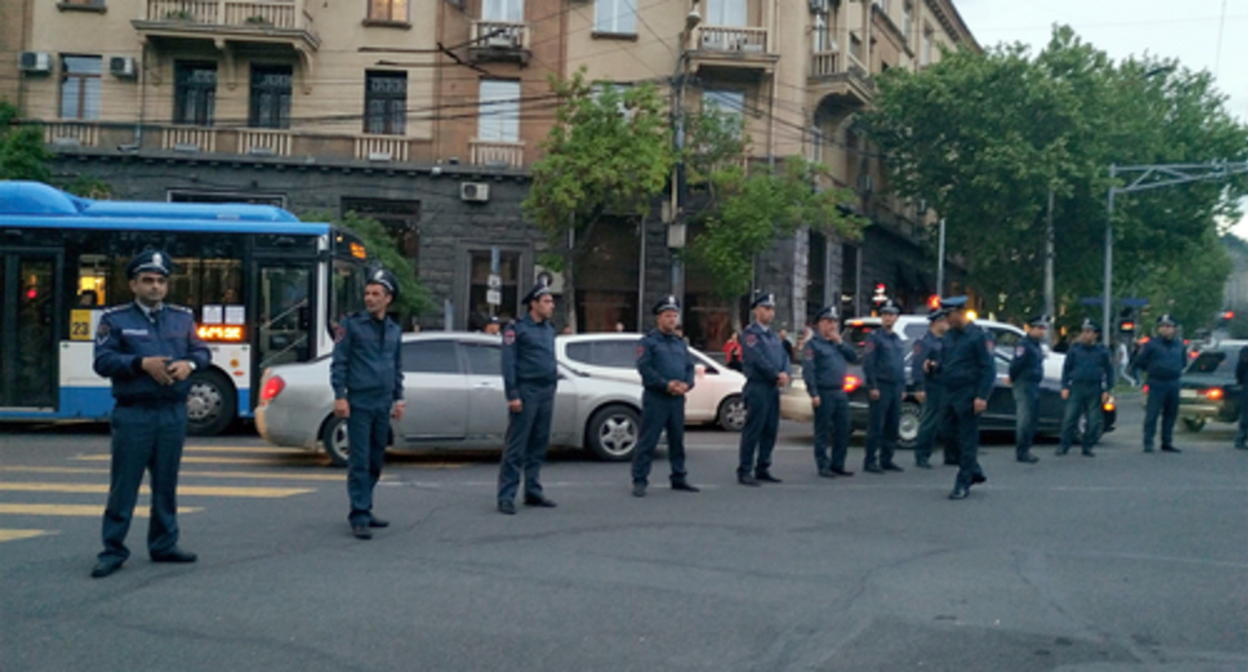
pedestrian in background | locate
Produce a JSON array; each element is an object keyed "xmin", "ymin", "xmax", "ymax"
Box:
[
  {"xmin": 631, "ymin": 295, "xmax": 700, "ymax": 497},
  {"xmin": 331, "ymin": 268, "xmax": 405, "ymax": 540},
  {"xmin": 925, "ymin": 296, "xmax": 994, "ymax": 500},
  {"xmin": 1008, "ymin": 315, "xmax": 1048, "ymax": 464},
  {"xmin": 862, "ymin": 299, "xmax": 905, "ymax": 474},
  {"xmin": 91, "ymin": 250, "xmax": 210, "ymax": 578},
  {"xmin": 736, "ymin": 293, "xmax": 789, "ymax": 486},
  {"xmin": 778, "ymin": 328, "xmax": 795, "ymax": 362},
  {"xmin": 497, "ymin": 281, "xmax": 560, "ymax": 514},
  {"xmin": 1057, "ymin": 319, "xmax": 1114, "ymax": 458},
  {"xmin": 802, "ymin": 306, "xmax": 858, "ymax": 478},
  {"xmin": 1131, "ymin": 314, "xmax": 1186, "ymax": 453},
  {"xmin": 911, "ymin": 306, "xmax": 951, "ymax": 469},
  {"xmin": 723, "ymin": 331, "xmax": 743, "ymax": 371}
]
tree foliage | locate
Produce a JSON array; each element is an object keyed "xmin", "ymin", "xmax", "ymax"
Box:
[
  {"xmin": 863, "ymin": 26, "xmax": 1248, "ymax": 331},
  {"xmin": 0, "ymin": 101, "xmax": 52, "ymax": 182},
  {"xmin": 302, "ymin": 209, "xmax": 433, "ymax": 317},
  {"xmin": 523, "ymin": 68, "xmax": 675, "ymax": 330}
]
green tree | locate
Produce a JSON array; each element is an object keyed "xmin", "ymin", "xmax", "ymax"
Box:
[
  {"xmin": 523, "ymin": 68, "xmax": 675, "ymax": 330},
  {"xmin": 302, "ymin": 209, "xmax": 432, "ymax": 318},
  {"xmin": 0, "ymin": 101, "xmax": 52, "ymax": 182},
  {"xmin": 864, "ymin": 26, "xmax": 1248, "ymax": 330}
]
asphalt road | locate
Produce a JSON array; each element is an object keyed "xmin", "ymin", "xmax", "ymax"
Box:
[{"xmin": 1, "ymin": 394, "xmax": 1246, "ymax": 672}]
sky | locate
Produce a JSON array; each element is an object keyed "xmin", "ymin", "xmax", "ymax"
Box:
[{"xmin": 952, "ymin": 0, "xmax": 1248, "ymax": 236}]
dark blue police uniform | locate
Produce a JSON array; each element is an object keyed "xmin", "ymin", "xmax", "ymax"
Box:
[
  {"xmin": 497, "ymin": 282, "xmax": 559, "ymax": 510},
  {"xmin": 737, "ymin": 293, "xmax": 789, "ymax": 484},
  {"xmin": 93, "ymin": 250, "xmax": 210, "ymax": 573},
  {"xmin": 1009, "ymin": 315, "xmax": 1048, "ymax": 463},
  {"xmin": 1131, "ymin": 314, "xmax": 1186, "ymax": 453},
  {"xmin": 330, "ymin": 270, "xmax": 404, "ymax": 533},
  {"xmin": 1059, "ymin": 321, "xmax": 1115, "ymax": 456},
  {"xmin": 802, "ymin": 307, "xmax": 859, "ymax": 476},
  {"xmin": 929, "ymin": 297, "xmax": 994, "ymax": 498},
  {"xmin": 632, "ymin": 296, "xmax": 698, "ymax": 494},
  {"xmin": 912, "ymin": 311, "xmax": 956, "ymax": 467},
  {"xmin": 1236, "ymin": 346, "xmax": 1248, "ymax": 449},
  {"xmin": 862, "ymin": 300, "xmax": 906, "ymax": 472}
]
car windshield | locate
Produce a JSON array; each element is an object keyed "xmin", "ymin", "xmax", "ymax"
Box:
[{"xmin": 1187, "ymin": 350, "xmax": 1229, "ymax": 375}]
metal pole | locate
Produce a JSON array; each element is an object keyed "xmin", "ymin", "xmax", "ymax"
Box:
[
  {"xmin": 936, "ymin": 218, "xmax": 946, "ymax": 296},
  {"xmin": 1044, "ymin": 189, "xmax": 1055, "ymax": 345},
  {"xmin": 1103, "ymin": 174, "xmax": 1116, "ymax": 347}
]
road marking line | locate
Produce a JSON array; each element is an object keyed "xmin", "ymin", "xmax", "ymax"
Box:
[
  {"xmin": 0, "ymin": 483, "xmax": 313, "ymax": 498},
  {"xmin": 0, "ymin": 529, "xmax": 53, "ymax": 542},
  {"xmin": 183, "ymin": 445, "xmax": 308, "ymax": 455},
  {"xmin": 2, "ymin": 466, "xmax": 346, "ymax": 482},
  {"xmin": 75, "ymin": 455, "xmax": 292, "ymax": 466},
  {"xmin": 0, "ymin": 504, "xmax": 203, "ymax": 517}
]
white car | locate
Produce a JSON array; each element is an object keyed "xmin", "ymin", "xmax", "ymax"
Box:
[{"xmin": 556, "ymin": 334, "xmax": 748, "ymax": 431}]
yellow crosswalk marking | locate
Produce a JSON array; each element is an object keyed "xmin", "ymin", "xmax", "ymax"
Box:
[
  {"xmin": 0, "ymin": 504, "xmax": 203, "ymax": 517},
  {"xmin": 76, "ymin": 455, "xmax": 289, "ymax": 465},
  {"xmin": 3, "ymin": 466, "xmax": 346, "ymax": 482},
  {"xmin": 0, "ymin": 483, "xmax": 313, "ymax": 498},
  {"xmin": 183, "ymin": 445, "xmax": 308, "ymax": 455},
  {"xmin": 0, "ymin": 529, "xmax": 52, "ymax": 542}
]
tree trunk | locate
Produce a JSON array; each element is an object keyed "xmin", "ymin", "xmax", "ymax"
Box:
[{"xmin": 563, "ymin": 249, "xmax": 578, "ymax": 334}]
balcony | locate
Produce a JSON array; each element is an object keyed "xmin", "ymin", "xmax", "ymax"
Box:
[
  {"xmin": 43, "ymin": 122, "xmax": 101, "ymax": 148},
  {"xmin": 467, "ymin": 20, "xmax": 531, "ymax": 65},
  {"xmin": 469, "ymin": 139, "xmax": 525, "ymax": 169},
  {"xmin": 686, "ymin": 25, "xmax": 778, "ymax": 75},
  {"xmin": 808, "ymin": 45, "xmax": 875, "ymax": 109},
  {"xmin": 134, "ymin": 0, "xmax": 320, "ymax": 52}
]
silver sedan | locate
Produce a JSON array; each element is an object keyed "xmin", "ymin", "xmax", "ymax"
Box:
[{"xmin": 255, "ymin": 332, "xmax": 646, "ymax": 465}]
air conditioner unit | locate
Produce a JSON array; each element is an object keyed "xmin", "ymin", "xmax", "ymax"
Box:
[
  {"xmin": 460, "ymin": 182, "xmax": 490, "ymax": 202},
  {"xmin": 485, "ymin": 32, "xmax": 520, "ymax": 48},
  {"xmin": 18, "ymin": 51, "xmax": 51, "ymax": 74},
  {"xmin": 534, "ymin": 265, "xmax": 565, "ymax": 294},
  {"xmin": 109, "ymin": 56, "xmax": 137, "ymax": 79}
]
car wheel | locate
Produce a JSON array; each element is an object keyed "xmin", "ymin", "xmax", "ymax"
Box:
[
  {"xmin": 1181, "ymin": 417, "xmax": 1206, "ymax": 432},
  {"xmin": 320, "ymin": 415, "xmax": 349, "ymax": 468},
  {"xmin": 897, "ymin": 400, "xmax": 921, "ymax": 449},
  {"xmin": 586, "ymin": 404, "xmax": 640, "ymax": 461},
  {"xmin": 186, "ymin": 370, "xmax": 236, "ymax": 436},
  {"xmin": 717, "ymin": 394, "xmax": 747, "ymax": 432}
]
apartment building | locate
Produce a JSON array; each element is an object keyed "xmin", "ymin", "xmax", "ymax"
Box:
[{"xmin": 6, "ymin": 0, "xmax": 975, "ymax": 342}]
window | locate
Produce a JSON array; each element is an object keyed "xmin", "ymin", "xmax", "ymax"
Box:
[
  {"xmin": 564, "ymin": 339, "xmax": 642, "ymax": 369},
  {"xmin": 921, "ymin": 28, "xmax": 933, "ymax": 65},
  {"xmin": 811, "ymin": 126, "xmax": 824, "ymax": 163},
  {"xmin": 368, "ymin": 0, "xmax": 407, "ymax": 21},
  {"xmin": 59, "ymin": 55, "xmax": 101, "ymax": 120},
  {"xmin": 341, "ymin": 198, "xmax": 421, "ymax": 269},
  {"xmin": 461, "ymin": 342, "xmax": 502, "ymax": 376},
  {"xmin": 812, "ymin": 12, "xmax": 832, "ymax": 53},
  {"xmin": 594, "ymin": 0, "xmax": 635, "ymax": 34},
  {"xmin": 902, "ymin": 2, "xmax": 913, "ymax": 41},
  {"xmin": 174, "ymin": 61, "xmax": 217, "ymax": 126},
  {"xmin": 482, "ymin": 0, "xmax": 523, "ymax": 22},
  {"xmin": 402, "ymin": 340, "xmax": 461, "ymax": 374},
  {"xmin": 704, "ymin": 0, "xmax": 745, "ymax": 26},
  {"xmin": 702, "ymin": 88, "xmax": 745, "ymax": 121},
  {"xmin": 477, "ymin": 79, "xmax": 520, "ymax": 142},
  {"xmin": 364, "ymin": 71, "xmax": 406, "ymax": 135},
  {"xmin": 249, "ymin": 64, "xmax": 292, "ymax": 129}
]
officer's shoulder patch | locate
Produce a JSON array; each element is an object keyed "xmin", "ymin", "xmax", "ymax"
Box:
[
  {"xmin": 333, "ymin": 325, "xmax": 347, "ymax": 343},
  {"xmin": 864, "ymin": 340, "xmax": 875, "ymax": 353},
  {"xmin": 503, "ymin": 329, "xmax": 516, "ymax": 345},
  {"xmin": 636, "ymin": 344, "xmax": 645, "ymax": 360},
  {"xmin": 986, "ymin": 340, "xmax": 995, "ymax": 352},
  {"xmin": 1015, "ymin": 345, "xmax": 1025, "ymax": 357},
  {"xmin": 95, "ymin": 321, "xmax": 111, "ymax": 345},
  {"xmin": 745, "ymin": 333, "xmax": 757, "ymax": 348},
  {"xmin": 804, "ymin": 345, "xmax": 814, "ymax": 360},
  {"xmin": 913, "ymin": 343, "xmax": 923, "ymax": 355}
]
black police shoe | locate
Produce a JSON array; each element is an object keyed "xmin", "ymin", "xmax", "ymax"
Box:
[
  {"xmin": 818, "ymin": 467, "xmax": 836, "ymax": 478},
  {"xmin": 863, "ymin": 462, "xmax": 884, "ymax": 474},
  {"xmin": 368, "ymin": 516, "xmax": 390, "ymax": 528},
  {"xmin": 524, "ymin": 495, "xmax": 557, "ymax": 508},
  {"xmin": 150, "ymin": 548, "xmax": 197, "ymax": 563},
  {"xmin": 497, "ymin": 500, "xmax": 516, "ymax": 515},
  {"xmin": 632, "ymin": 482, "xmax": 647, "ymax": 498},
  {"xmin": 350, "ymin": 524, "xmax": 372, "ymax": 540},
  {"xmin": 1161, "ymin": 445, "xmax": 1182, "ymax": 453},
  {"xmin": 915, "ymin": 459, "xmax": 932, "ymax": 469},
  {"xmin": 1017, "ymin": 453, "xmax": 1039, "ymax": 464},
  {"xmin": 971, "ymin": 473, "xmax": 987, "ymax": 484},
  {"xmin": 754, "ymin": 470, "xmax": 782, "ymax": 483},
  {"xmin": 1082, "ymin": 450, "xmax": 1096, "ymax": 457},
  {"xmin": 1055, "ymin": 447, "xmax": 1069, "ymax": 456},
  {"xmin": 948, "ymin": 486, "xmax": 969, "ymax": 500},
  {"xmin": 738, "ymin": 474, "xmax": 760, "ymax": 487},
  {"xmin": 881, "ymin": 462, "xmax": 904, "ymax": 473},
  {"xmin": 91, "ymin": 558, "xmax": 124, "ymax": 579},
  {"xmin": 831, "ymin": 467, "xmax": 855, "ymax": 477},
  {"xmin": 671, "ymin": 480, "xmax": 700, "ymax": 493}
]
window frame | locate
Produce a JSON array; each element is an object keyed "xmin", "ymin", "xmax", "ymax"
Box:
[
  {"xmin": 59, "ymin": 55, "xmax": 102, "ymax": 121},
  {"xmin": 173, "ymin": 60, "xmax": 218, "ymax": 126},
  {"xmin": 367, "ymin": 0, "xmax": 408, "ymax": 23},
  {"xmin": 248, "ymin": 63, "xmax": 293, "ymax": 130},
  {"xmin": 594, "ymin": 0, "xmax": 636, "ymax": 36},
  {"xmin": 364, "ymin": 70, "xmax": 408, "ymax": 136},
  {"xmin": 477, "ymin": 79, "xmax": 521, "ymax": 143}
]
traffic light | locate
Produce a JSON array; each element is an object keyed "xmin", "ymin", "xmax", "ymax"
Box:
[
  {"xmin": 927, "ymin": 295, "xmax": 940, "ymax": 310},
  {"xmin": 872, "ymin": 283, "xmax": 887, "ymax": 305},
  {"xmin": 1119, "ymin": 320, "xmax": 1136, "ymax": 332}
]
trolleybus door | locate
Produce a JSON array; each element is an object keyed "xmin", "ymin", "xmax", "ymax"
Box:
[{"xmin": 0, "ymin": 251, "xmax": 62, "ymax": 409}]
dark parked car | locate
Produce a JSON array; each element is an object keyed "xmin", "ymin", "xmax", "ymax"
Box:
[{"xmin": 1170, "ymin": 340, "xmax": 1248, "ymax": 432}]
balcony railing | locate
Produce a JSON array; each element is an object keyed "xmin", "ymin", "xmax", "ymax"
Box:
[
  {"xmin": 162, "ymin": 126, "xmax": 218, "ymax": 152},
  {"xmin": 43, "ymin": 122, "xmax": 100, "ymax": 147},
  {"xmin": 469, "ymin": 139, "xmax": 524, "ymax": 169},
  {"xmin": 142, "ymin": 0, "xmax": 315, "ymax": 35},
  {"xmin": 236, "ymin": 128, "xmax": 291, "ymax": 156},
  {"xmin": 468, "ymin": 20, "xmax": 531, "ymax": 62},
  {"xmin": 354, "ymin": 135, "xmax": 410, "ymax": 162},
  {"xmin": 693, "ymin": 25, "xmax": 770, "ymax": 54},
  {"xmin": 811, "ymin": 50, "xmax": 840, "ymax": 78}
]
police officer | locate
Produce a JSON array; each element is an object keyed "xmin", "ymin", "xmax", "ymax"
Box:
[
  {"xmin": 802, "ymin": 306, "xmax": 859, "ymax": 478},
  {"xmin": 631, "ymin": 295, "xmax": 700, "ymax": 497},
  {"xmin": 1235, "ymin": 345, "xmax": 1248, "ymax": 450},
  {"xmin": 91, "ymin": 250, "xmax": 211, "ymax": 578},
  {"xmin": 737, "ymin": 292, "xmax": 790, "ymax": 486},
  {"xmin": 331, "ymin": 267, "xmax": 405, "ymax": 540},
  {"xmin": 1131, "ymin": 314, "xmax": 1186, "ymax": 453},
  {"xmin": 1008, "ymin": 315, "xmax": 1048, "ymax": 464},
  {"xmin": 497, "ymin": 280, "xmax": 559, "ymax": 514},
  {"xmin": 1058, "ymin": 319, "xmax": 1115, "ymax": 457},
  {"xmin": 926, "ymin": 296, "xmax": 994, "ymax": 500},
  {"xmin": 912, "ymin": 306, "xmax": 951, "ymax": 469},
  {"xmin": 483, "ymin": 315, "xmax": 502, "ymax": 336},
  {"xmin": 863, "ymin": 299, "xmax": 906, "ymax": 473}
]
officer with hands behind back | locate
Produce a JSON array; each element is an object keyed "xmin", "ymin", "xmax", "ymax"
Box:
[
  {"xmin": 802, "ymin": 306, "xmax": 859, "ymax": 478},
  {"xmin": 497, "ymin": 280, "xmax": 560, "ymax": 514},
  {"xmin": 926, "ymin": 297, "xmax": 994, "ymax": 501},
  {"xmin": 737, "ymin": 292, "xmax": 790, "ymax": 486},
  {"xmin": 331, "ymin": 268, "xmax": 405, "ymax": 540},
  {"xmin": 1131, "ymin": 314, "xmax": 1186, "ymax": 453},
  {"xmin": 631, "ymin": 295, "xmax": 700, "ymax": 497},
  {"xmin": 91, "ymin": 250, "xmax": 211, "ymax": 578},
  {"xmin": 1057, "ymin": 319, "xmax": 1115, "ymax": 458},
  {"xmin": 1008, "ymin": 315, "xmax": 1049, "ymax": 464}
]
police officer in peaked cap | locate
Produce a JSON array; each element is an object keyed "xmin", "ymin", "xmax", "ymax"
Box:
[
  {"xmin": 737, "ymin": 292, "xmax": 790, "ymax": 486},
  {"xmin": 1131, "ymin": 313, "xmax": 1186, "ymax": 453},
  {"xmin": 1057, "ymin": 319, "xmax": 1115, "ymax": 458},
  {"xmin": 496, "ymin": 279, "xmax": 559, "ymax": 514},
  {"xmin": 802, "ymin": 306, "xmax": 859, "ymax": 478},
  {"xmin": 91, "ymin": 249, "xmax": 211, "ymax": 578},
  {"xmin": 331, "ymin": 266, "xmax": 405, "ymax": 540},
  {"xmin": 631, "ymin": 295, "xmax": 700, "ymax": 497},
  {"xmin": 1008, "ymin": 314, "xmax": 1049, "ymax": 464},
  {"xmin": 925, "ymin": 296, "xmax": 994, "ymax": 500},
  {"xmin": 912, "ymin": 305, "xmax": 953, "ymax": 469},
  {"xmin": 863, "ymin": 298, "xmax": 907, "ymax": 473}
]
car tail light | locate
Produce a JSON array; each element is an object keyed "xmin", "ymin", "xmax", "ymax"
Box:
[
  {"xmin": 1190, "ymin": 351, "xmax": 1199, "ymax": 359},
  {"xmin": 1142, "ymin": 384, "xmax": 1149, "ymax": 394},
  {"xmin": 844, "ymin": 375, "xmax": 862, "ymax": 393},
  {"xmin": 259, "ymin": 376, "xmax": 285, "ymax": 405},
  {"xmin": 1202, "ymin": 388, "xmax": 1224, "ymax": 400}
]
